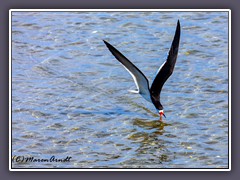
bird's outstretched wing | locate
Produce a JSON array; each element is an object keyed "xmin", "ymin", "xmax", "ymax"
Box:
[
  {"xmin": 150, "ymin": 20, "xmax": 181, "ymax": 99},
  {"xmin": 103, "ymin": 40, "xmax": 152, "ymax": 102}
]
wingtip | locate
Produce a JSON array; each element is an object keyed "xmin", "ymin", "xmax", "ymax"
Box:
[
  {"xmin": 103, "ymin": 40, "xmax": 111, "ymax": 47},
  {"xmin": 176, "ymin": 20, "xmax": 181, "ymax": 35},
  {"xmin": 177, "ymin": 19, "xmax": 180, "ymax": 27}
]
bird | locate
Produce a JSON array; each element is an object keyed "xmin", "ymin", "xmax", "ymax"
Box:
[{"xmin": 103, "ymin": 20, "xmax": 180, "ymax": 120}]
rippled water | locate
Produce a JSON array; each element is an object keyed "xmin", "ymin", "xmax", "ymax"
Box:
[{"xmin": 11, "ymin": 11, "xmax": 229, "ymax": 169}]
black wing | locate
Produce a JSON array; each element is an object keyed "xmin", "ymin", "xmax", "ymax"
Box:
[
  {"xmin": 150, "ymin": 20, "xmax": 181, "ymax": 99},
  {"xmin": 103, "ymin": 40, "xmax": 152, "ymax": 102}
]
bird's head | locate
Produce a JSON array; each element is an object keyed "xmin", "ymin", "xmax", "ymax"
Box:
[{"xmin": 159, "ymin": 110, "xmax": 166, "ymax": 119}]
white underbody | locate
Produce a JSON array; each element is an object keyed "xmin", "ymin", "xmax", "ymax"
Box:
[{"xmin": 123, "ymin": 60, "xmax": 166, "ymax": 104}]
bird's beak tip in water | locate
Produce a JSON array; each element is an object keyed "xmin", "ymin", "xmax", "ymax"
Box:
[{"xmin": 159, "ymin": 110, "xmax": 166, "ymax": 121}]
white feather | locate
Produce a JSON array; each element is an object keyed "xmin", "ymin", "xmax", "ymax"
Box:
[
  {"xmin": 121, "ymin": 64, "xmax": 152, "ymax": 102},
  {"xmin": 156, "ymin": 60, "xmax": 166, "ymax": 76}
]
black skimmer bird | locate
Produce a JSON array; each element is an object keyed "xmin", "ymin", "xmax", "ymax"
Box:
[{"xmin": 103, "ymin": 20, "xmax": 180, "ymax": 120}]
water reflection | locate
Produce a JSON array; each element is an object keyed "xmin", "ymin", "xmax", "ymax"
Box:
[{"xmin": 126, "ymin": 118, "xmax": 173, "ymax": 165}]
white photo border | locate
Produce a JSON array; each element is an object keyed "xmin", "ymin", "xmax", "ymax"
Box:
[{"xmin": 9, "ymin": 9, "xmax": 231, "ymax": 171}]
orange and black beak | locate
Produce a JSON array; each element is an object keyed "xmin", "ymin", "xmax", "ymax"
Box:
[{"xmin": 159, "ymin": 110, "xmax": 166, "ymax": 118}]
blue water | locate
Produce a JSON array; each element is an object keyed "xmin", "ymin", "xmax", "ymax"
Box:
[{"xmin": 11, "ymin": 11, "xmax": 229, "ymax": 169}]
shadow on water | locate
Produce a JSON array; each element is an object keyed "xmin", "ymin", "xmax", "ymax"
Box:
[
  {"xmin": 123, "ymin": 117, "xmax": 174, "ymax": 167},
  {"xmin": 133, "ymin": 118, "xmax": 171, "ymax": 131}
]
